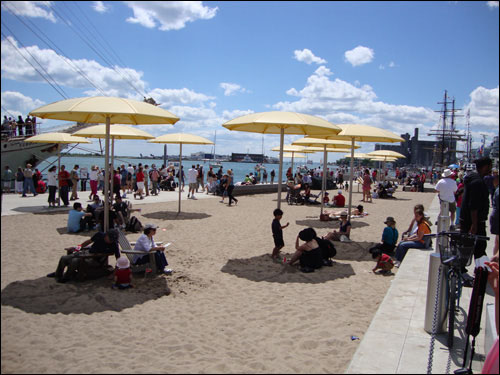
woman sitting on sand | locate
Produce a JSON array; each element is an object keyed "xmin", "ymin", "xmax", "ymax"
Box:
[
  {"xmin": 324, "ymin": 211, "xmax": 351, "ymax": 241},
  {"xmin": 287, "ymin": 228, "xmax": 324, "ymax": 272}
]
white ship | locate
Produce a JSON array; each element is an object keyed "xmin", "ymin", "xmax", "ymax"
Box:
[{"xmin": 1, "ymin": 122, "xmax": 93, "ymax": 171}]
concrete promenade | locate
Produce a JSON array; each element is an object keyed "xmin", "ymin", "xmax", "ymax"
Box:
[{"xmin": 347, "ymin": 193, "xmax": 497, "ymax": 374}]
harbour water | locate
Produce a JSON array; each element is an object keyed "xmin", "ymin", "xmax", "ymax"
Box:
[{"xmin": 39, "ymin": 155, "xmax": 334, "ymax": 183}]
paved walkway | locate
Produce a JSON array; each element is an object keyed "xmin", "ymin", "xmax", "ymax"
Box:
[
  {"xmin": 346, "ymin": 194, "xmax": 497, "ymax": 374},
  {"xmin": 1, "ymin": 189, "xmax": 217, "ymax": 216}
]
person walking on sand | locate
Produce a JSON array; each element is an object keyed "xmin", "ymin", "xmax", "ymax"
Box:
[
  {"xmin": 187, "ymin": 165, "xmax": 198, "ymax": 199},
  {"xmin": 225, "ymin": 169, "xmax": 238, "ymax": 206}
]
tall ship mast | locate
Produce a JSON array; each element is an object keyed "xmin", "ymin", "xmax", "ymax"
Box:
[{"xmin": 427, "ymin": 90, "xmax": 467, "ymax": 168}]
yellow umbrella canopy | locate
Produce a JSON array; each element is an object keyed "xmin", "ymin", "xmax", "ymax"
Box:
[
  {"xmin": 149, "ymin": 133, "xmax": 214, "ymax": 145},
  {"xmin": 293, "ymin": 137, "xmax": 361, "ymax": 149},
  {"xmin": 292, "ymin": 138, "xmax": 359, "ymax": 215},
  {"xmin": 309, "ymin": 124, "xmax": 403, "ymax": 218},
  {"xmin": 282, "ymin": 152, "xmax": 306, "ymax": 158},
  {"xmin": 30, "ymin": 96, "xmax": 180, "ymax": 125},
  {"xmin": 223, "ymin": 111, "xmax": 341, "ymax": 209},
  {"xmin": 344, "ymin": 153, "xmax": 369, "ymax": 159},
  {"xmin": 73, "ymin": 125, "xmax": 155, "ymax": 204},
  {"xmin": 148, "ymin": 133, "xmax": 213, "ymax": 214},
  {"xmin": 30, "ymin": 96, "xmax": 179, "ymax": 231},
  {"xmin": 366, "ymin": 149, "xmax": 406, "ymax": 159},
  {"xmin": 271, "ymin": 145, "xmax": 306, "ymax": 152},
  {"xmin": 25, "ymin": 133, "xmax": 92, "ymax": 207},
  {"xmin": 25, "ymin": 132, "xmax": 92, "ymax": 144},
  {"xmin": 370, "ymin": 157, "xmax": 397, "ymax": 162},
  {"xmin": 72, "ymin": 124, "xmax": 155, "ymax": 140},
  {"xmin": 223, "ymin": 111, "xmax": 341, "ymax": 135}
]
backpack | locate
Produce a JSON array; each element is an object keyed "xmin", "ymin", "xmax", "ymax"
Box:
[
  {"xmin": 126, "ymin": 216, "xmax": 143, "ymax": 233},
  {"xmin": 316, "ymin": 237, "xmax": 337, "ymax": 260}
]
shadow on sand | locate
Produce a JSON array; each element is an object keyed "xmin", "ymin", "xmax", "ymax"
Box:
[
  {"xmin": 142, "ymin": 211, "xmax": 211, "ymax": 221},
  {"xmin": 221, "ymin": 253, "xmax": 356, "ymax": 284},
  {"xmin": 1, "ymin": 275, "xmax": 170, "ymax": 315}
]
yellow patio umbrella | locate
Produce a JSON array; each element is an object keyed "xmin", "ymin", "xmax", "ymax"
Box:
[
  {"xmin": 292, "ymin": 138, "xmax": 360, "ymax": 215},
  {"xmin": 30, "ymin": 96, "xmax": 179, "ymax": 231},
  {"xmin": 223, "ymin": 111, "xmax": 341, "ymax": 209},
  {"xmin": 367, "ymin": 150, "xmax": 406, "ymax": 159},
  {"xmin": 148, "ymin": 133, "xmax": 213, "ymax": 214},
  {"xmin": 309, "ymin": 124, "xmax": 404, "ymax": 218},
  {"xmin": 271, "ymin": 145, "xmax": 315, "ymax": 173},
  {"xmin": 25, "ymin": 132, "xmax": 92, "ymax": 206},
  {"xmin": 73, "ymin": 124, "xmax": 155, "ymax": 203},
  {"xmin": 344, "ymin": 153, "xmax": 370, "ymax": 159},
  {"xmin": 367, "ymin": 150, "xmax": 405, "ymax": 181},
  {"xmin": 282, "ymin": 152, "xmax": 306, "ymax": 158}
]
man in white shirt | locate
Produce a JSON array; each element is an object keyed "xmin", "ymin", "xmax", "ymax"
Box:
[
  {"xmin": 187, "ymin": 165, "xmax": 198, "ymax": 199},
  {"xmin": 435, "ymin": 168, "xmax": 458, "ymax": 225}
]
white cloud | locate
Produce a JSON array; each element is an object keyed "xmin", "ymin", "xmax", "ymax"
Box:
[
  {"xmin": 220, "ymin": 82, "xmax": 247, "ymax": 96},
  {"xmin": 1, "ymin": 91, "xmax": 46, "ymax": 121},
  {"xmin": 273, "ymin": 66, "xmax": 438, "ymax": 137},
  {"xmin": 1, "ymin": 37, "xmax": 147, "ymax": 97},
  {"xmin": 293, "ymin": 49, "xmax": 327, "ymax": 65},
  {"xmin": 487, "ymin": 1, "xmax": 499, "ymax": 9},
  {"xmin": 344, "ymin": 46, "xmax": 375, "ymax": 67},
  {"xmin": 379, "ymin": 61, "xmax": 397, "ymax": 70},
  {"xmin": 124, "ymin": 1, "xmax": 218, "ymax": 31},
  {"xmin": 1, "ymin": 1, "xmax": 56, "ymax": 22},
  {"xmin": 147, "ymin": 88, "xmax": 214, "ymax": 107},
  {"xmin": 463, "ymin": 86, "xmax": 499, "ymax": 146},
  {"xmin": 92, "ymin": 1, "xmax": 109, "ymax": 13}
]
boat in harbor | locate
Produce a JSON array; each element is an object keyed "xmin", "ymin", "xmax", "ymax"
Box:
[
  {"xmin": 209, "ymin": 130, "xmax": 223, "ymax": 168},
  {"xmin": 1, "ymin": 122, "xmax": 94, "ymax": 171}
]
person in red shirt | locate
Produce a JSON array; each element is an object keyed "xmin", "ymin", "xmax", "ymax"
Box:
[
  {"xmin": 372, "ymin": 169, "xmax": 377, "ymax": 183},
  {"xmin": 113, "ymin": 256, "xmax": 133, "ymax": 289},
  {"xmin": 372, "ymin": 249, "xmax": 394, "ymax": 275},
  {"xmin": 134, "ymin": 167, "xmax": 145, "ymax": 199},
  {"xmin": 333, "ymin": 190, "xmax": 346, "ymax": 207},
  {"xmin": 58, "ymin": 165, "xmax": 70, "ymax": 206}
]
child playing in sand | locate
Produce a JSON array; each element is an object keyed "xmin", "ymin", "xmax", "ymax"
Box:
[
  {"xmin": 372, "ymin": 249, "xmax": 394, "ymax": 275},
  {"xmin": 113, "ymin": 256, "xmax": 133, "ymax": 289},
  {"xmin": 272, "ymin": 208, "xmax": 289, "ymax": 259}
]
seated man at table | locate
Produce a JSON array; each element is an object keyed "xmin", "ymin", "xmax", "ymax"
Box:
[
  {"xmin": 68, "ymin": 202, "xmax": 93, "ymax": 233},
  {"xmin": 47, "ymin": 229, "xmax": 120, "ymax": 283}
]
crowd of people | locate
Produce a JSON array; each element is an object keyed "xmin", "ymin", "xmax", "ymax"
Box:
[{"xmin": 1, "ymin": 115, "xmax": 38, "ymax": 138}]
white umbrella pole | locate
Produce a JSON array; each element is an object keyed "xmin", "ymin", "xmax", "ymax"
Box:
[
  {"xmin": 104, "ymin": 117, "xmax": 111, "ymax": 232},
  {"xmin": 57, "ymin": 143, "xmax": 61, "ymax": 206},
  {"xmin": 321, "ymin": 145, "xmax": 327, "ymax": 216},
  {"xmin": 178, "ymin": 143, "xmax": 182, "ymax": 214},
  {"xmin": 110, "ymin": 137, "xmax": 115, "ymax": 204},
  {"xmin": 291, "ymin": 152, "xmax": 295, "ymax": 178},
  {"xmin": 347, "ymin": 138, "xmax": 355, "ymax": 219},
  {"xmin": 277, "ymin": 128, "xmax": 284, "ymax": 209}
]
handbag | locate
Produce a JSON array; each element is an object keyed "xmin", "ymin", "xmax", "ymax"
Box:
[{"xmin": 67, "ymin": 179, "xmax": 73, "ymax": 188}]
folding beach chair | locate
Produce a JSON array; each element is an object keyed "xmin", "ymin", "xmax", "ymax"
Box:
[{"xmin": 117, "ymin": 230, "xmax": 158, "ymax": 274}]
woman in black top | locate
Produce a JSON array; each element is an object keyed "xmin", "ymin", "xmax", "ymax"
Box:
[{"xmin": 288, "ymin": 228, "xmax": 323, "ymax": 272}]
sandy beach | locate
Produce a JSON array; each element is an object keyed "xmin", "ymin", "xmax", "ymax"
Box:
[{"xmin": 1, "ymin": 188, "xmax": 435, "ymax": 373}]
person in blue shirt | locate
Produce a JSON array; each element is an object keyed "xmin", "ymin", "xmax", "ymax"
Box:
[
  {"xmin": 369, "ymin": 216, "xmax": 399, "ymax": 256},
  {"xmin": 67, "ymin": 202, "xmax": 93, "ymax": 233}
]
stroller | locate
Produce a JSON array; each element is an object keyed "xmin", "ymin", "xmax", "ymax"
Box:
[
  {"xmin": 287, "ymin": 186, "xmax": 304, "ymax": 205},
  {"xmin": 160, "ymin": 176, "xmax": 176, "ymax": 191}
]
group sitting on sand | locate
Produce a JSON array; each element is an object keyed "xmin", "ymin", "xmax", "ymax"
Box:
[{"xmin": 272, "ymin": 202, "xmax": 434, "ymax": 275}]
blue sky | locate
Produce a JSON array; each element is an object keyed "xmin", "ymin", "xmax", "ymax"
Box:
[{"xmin": 1, "ymin": 1, "xmax": 498, "ymax": 161}]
